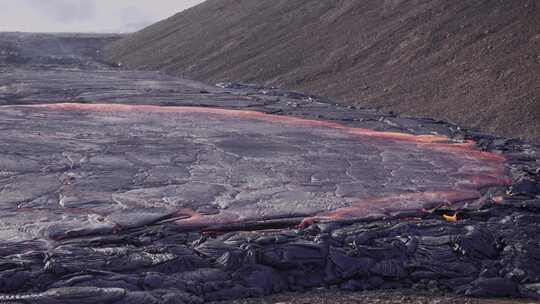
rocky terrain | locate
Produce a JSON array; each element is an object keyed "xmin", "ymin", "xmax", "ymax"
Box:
[
  {"xmin": 214, "ymin": 289, "xmax": 539, "ymax": 304},
  {"xmin": 105, "ymin": 0, "xmax": 540, "ymax": 143},
  {"xmin": 0, "ymin": 33, "xmax": 539, "ymax": 304}
]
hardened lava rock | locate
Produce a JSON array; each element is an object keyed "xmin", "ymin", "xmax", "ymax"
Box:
[
  {"xmin": 0, "ymin": 33, "xmax": 539, "ymax": 303},
  {"xmin": 0, "ymin": 103, "xmax": 537, "ymax": 303},
  {"xmin": 0, "ymin": 103, "xmax": 511, "ymax": 241}
]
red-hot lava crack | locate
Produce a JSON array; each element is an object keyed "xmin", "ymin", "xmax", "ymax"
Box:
[{"xmin": 0, "ymin": 103, "xmax": 510, "ymax": 240}]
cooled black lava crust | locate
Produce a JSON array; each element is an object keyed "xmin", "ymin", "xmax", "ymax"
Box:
[{"xmin": 0, "ymin": 33, "xmax": 539, "ymax": 303}]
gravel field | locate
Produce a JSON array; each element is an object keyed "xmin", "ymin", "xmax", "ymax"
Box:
[{"xmin": 213, "ymin": 289, "xmax": 540, "ymax": 304}]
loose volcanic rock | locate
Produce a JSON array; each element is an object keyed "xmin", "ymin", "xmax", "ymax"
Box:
[{"xmin": 104, "ymin": 0, "xmax": 540, "ymax": 142}]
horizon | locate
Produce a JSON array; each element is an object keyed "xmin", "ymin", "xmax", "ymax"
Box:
[{"xmin": 0, "ymin": 0, "xmax": 204, "ymax": 33}]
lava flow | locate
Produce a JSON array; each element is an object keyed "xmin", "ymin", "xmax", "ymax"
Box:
[{"xmin": 0, "ymin": 103, "xmax": 511, "ymax": 237}]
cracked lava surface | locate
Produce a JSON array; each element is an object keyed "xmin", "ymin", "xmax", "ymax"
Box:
[
  {"xmin": 0, "ymin": 103, "xmax": 510, "ymax": 242},
  {"xmin": 2, "ymin": 33, "xmax": 540, "ymax": 302}
]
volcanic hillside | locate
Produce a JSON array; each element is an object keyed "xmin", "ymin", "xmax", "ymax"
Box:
[{"xmin": 105, "ymin": 0, "xmax": 540, "ymax": 142}]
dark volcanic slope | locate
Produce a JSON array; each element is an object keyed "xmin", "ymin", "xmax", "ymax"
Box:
[{"xmin": 105, "ymin": 0, "xmax": 540, "ymax": 142}]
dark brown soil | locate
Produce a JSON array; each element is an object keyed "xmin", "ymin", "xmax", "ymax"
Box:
[{"xmin": 105, "ymin": 0, "xmax": 540, "ymax": 143}]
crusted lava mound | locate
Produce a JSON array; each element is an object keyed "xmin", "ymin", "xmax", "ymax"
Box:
[
  {"xmin": 105, "ymin": 0, "xmax": 540, "ymax": 142},
  {"xmin": 0, "ymin": 103, "xmax": 509, "ymax": 241},
  {"xmin": 0, "ymin": 33, "xmax": 540, "ymax": 303}
]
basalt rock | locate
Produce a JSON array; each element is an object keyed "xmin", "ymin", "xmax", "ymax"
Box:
[{"xmin": 0, "ymin": 32, "xmax": 539, "ymax": 303}]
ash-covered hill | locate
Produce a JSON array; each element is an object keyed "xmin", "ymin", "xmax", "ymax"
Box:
[{"xmin": 105, "ymin": 0, "xmax": 540, "ymax": 142}]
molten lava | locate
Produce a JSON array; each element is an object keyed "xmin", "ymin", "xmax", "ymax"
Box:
[{"xmin": 0, "ymin": 103, "xmax": 511, "ymax": 237}]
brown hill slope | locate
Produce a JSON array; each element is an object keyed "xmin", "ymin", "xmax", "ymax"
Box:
[{"xmin": 105, "ymin": 0, "xmax": 540, "ymax": 142}]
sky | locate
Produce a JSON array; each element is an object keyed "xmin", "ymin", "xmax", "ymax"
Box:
[{"xmin": 0, "ymin": 0, "xmax": 204, "ymax": 33}]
